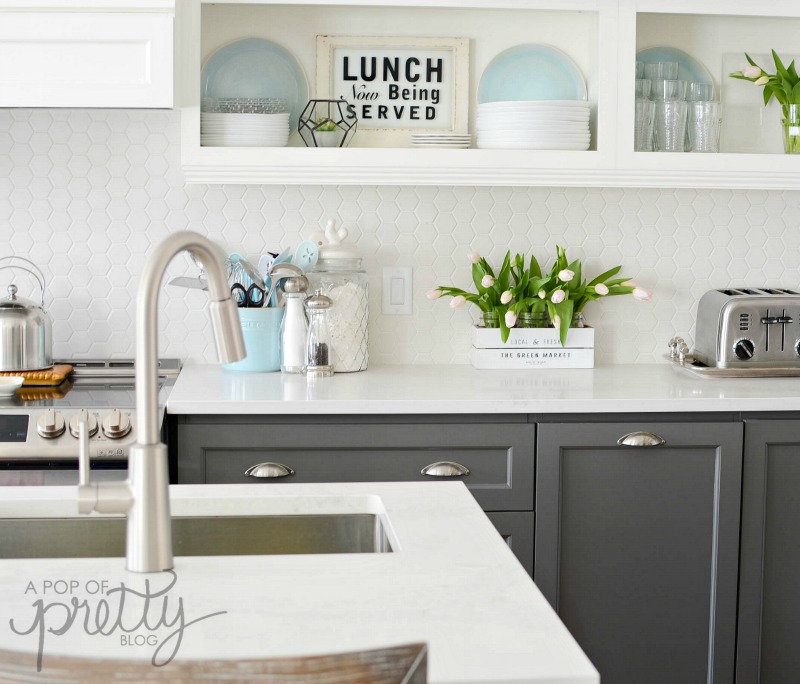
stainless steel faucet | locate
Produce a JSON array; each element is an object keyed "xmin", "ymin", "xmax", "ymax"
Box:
[{"xmin": 77, "ymin": 232, "xmax": 246, "ymax": 572}]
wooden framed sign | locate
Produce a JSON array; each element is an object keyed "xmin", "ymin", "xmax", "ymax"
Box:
[{"xmin": 316, "ymin": 35, "xmax": 469, "ymax": 147}]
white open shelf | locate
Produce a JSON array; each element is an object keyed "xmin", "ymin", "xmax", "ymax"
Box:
[{"xmin": 177, "ymin": 0, "xmax": 800, "ymax": 187}]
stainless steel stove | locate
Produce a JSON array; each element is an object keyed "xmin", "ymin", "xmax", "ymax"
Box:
[{"xmin": 0, "ymin": 359, "xmax": 180, "ymax": 484}]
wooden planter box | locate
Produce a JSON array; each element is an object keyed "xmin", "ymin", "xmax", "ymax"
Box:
[{"xmin": 471, "ymin": 325, "xmax": 595, "ymax": 369}]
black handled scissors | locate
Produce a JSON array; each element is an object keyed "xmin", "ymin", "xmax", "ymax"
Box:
[{"xmin": 231, "ymin": 282, "xmax": 265, "ymax": 307}]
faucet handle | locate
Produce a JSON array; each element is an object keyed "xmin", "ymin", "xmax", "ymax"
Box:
[{"xmin": 77, "ymin": 419, "xmax": 97, "ymax": 514}]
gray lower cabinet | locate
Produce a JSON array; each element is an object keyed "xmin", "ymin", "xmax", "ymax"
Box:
[
  {"xmin": 737, "ymin": 419, "xmax": 800, "ymax": 684},
  {"xmin": 535, "ymin": 421, "xmax": 743, "ymax": 684},
  {"xmin": 174, "ymin": 416, "xmax": 535, "ymax": 574}
]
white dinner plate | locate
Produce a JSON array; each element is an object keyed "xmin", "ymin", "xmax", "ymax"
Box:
[
  {"xmin": 477, "ymin": 100, "xmax": 590, "ymax": 110},
  {"xmin": 476, "ymin": 139, "xmax": 590, "ymax": 150},
  {"xmin": 0, "ymin": 376, "xmax": 23, "ymax": 396}
]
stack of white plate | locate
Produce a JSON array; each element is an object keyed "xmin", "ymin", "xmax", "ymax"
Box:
[
  {"xmin": 476, "ymin": 101, "xmax": 591, "ymax": 150},
  {"xmin": 411, "ymin": 133, "xmax": 471, "ymax": 149},
  {"xmin": 200, "ymin": 112, "xmax": 290, "ymax": 147}
]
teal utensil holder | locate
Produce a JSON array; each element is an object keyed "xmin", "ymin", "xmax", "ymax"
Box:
[{"xmin": 223, "ymin": 307, "xmax": 284, "ymax": 372}]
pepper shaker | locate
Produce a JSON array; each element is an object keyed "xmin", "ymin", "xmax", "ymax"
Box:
[
  {"xmin": 280, "ymin": 275, "xmax": 309, "ymax": 374},
  {"xmin": 303, "ymin": 290, "xmax": 334, "ymax": 378}
]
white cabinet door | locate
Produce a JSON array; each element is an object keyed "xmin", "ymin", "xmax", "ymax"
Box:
[{"xmin": 0, "ymin": 8, "xmax": 173, "ymax": 108}]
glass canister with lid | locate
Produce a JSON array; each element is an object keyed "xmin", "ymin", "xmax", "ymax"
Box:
[{"xmin": 307, "ymin": 222, "xmax": 368, "ymax": 372}]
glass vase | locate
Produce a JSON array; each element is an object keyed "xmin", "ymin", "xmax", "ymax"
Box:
[
  {"xmin": 519, "ymin": 312, "xmax": 549, "ymax": 328},
  {"xmin": 482, "ymin": 311, "xmax": 499, "ymax": 328},
  {"xmin": 571, "ymin": 312, "xmax": 586, "ymax": 328},
  {"xmin": 782, "ymin": 104, "xmax": 800, "ymax": 154}
]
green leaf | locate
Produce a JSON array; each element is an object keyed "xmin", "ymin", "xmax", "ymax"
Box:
[
  {"xmin": 548, "ymin": 299, "xmax": 574, "ymax": 347},
  {"xmin": 499, "ymin": 310, "xmax": 510, "ymax": 343},
  {"xmin": 527, "ymin": 254, "xmax": 542, "ymax": 279},
  {"xmin": 773, "ymin": 49, "xmax": 791, "ymax": 82},
  {"xmin": 764, "ymin": 85, "xmax": 774, "ymax": 107},
  {"xmin": 587, "ymin": 265, "xmax": 622, "ymax": 287},
  {"xmin": 793, "ymin": 81, "xmax": 800, "ymax": 103},
  {"xmin": 790, "ymin": 60, "xmax": 799, "ymax": 83},
  {"xmin": 745, "ymin": 53, "xmax": 758, "ymax": 68}
]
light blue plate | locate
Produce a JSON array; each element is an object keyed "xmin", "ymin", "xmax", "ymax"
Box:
[
  {"xmin": 636, "ymin": 47, "xmax": 715, "ymax": 94},
  {"xmin": 478, "ymin": 44, "xmax": 587, "ymax": 104},
  {"xmin": 201, "ymin": 38, "xmax": 308, "ymax": 133}
]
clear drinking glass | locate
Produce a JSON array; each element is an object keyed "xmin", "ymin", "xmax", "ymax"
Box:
[
  {"xmin": 688, "ymin": 101, "xmax": 722, "ymax": 153},
  {"xmin": 643, "ymin": 61, "xmax": 679, "ymax": 80},
  {"xmin": 634, "ymin": 99, "xmax": 656, "ymax": 151},
  {"xmin": 635, "ymin": 60, "xmax": 645, "ymax": 78},
  {"xmin": 654, "ymin": 100, "xmax": 689, "ymax": 152},
  {"xmin": 635, "ymin": 79, "xmax": 652, "ymax": 99},
  {"xmin": 651, "ymin": 79, "xmax": 687, "ymax": 101},
  {"xmin": 687, "ymin": 82, "xmax": 715, "ymax": 102}
]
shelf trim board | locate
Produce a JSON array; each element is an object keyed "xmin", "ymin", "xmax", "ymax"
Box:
[
  {"xmin": 198, "ymin": 0, "xmax": 604, "ymax": 9},
  {"xmin": 181, "ymin": 164, "xmax": 800, "ymax": 188}
]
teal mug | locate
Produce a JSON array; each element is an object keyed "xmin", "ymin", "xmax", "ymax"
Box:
[{"xmin": 223, "ymin": 307, "xmax": 284, "ymax": 372}]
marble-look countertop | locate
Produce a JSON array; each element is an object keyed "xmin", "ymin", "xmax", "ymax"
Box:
[
  {"xmin": 165, "ymin": 363, "xmax": 800, "ymax": 414},
  {"xmin": 0, "ymin": 482, "xmax": 597, "ymax": 684}
]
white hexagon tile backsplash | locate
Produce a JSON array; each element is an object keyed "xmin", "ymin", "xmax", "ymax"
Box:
[{"xmin": 2, "ymin": 107, "xmax": 800, "ymax": 365}]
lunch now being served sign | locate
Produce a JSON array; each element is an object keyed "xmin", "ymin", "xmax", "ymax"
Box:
[{"xmin": 316, "ymin": 36, "xmax": 469, "ymax": 146}]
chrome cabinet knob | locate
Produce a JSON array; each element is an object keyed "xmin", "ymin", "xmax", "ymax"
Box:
[
  {"xmin": 617, "ymin": 431, "xmax": 666, "ymax": 447},
  {"xmin": 245, "ymin": 462, "xmax": 295, "ymax": 479},
  {"xmin": 421, "ymin": 461, "xmax": 471, "ymax": 477}
]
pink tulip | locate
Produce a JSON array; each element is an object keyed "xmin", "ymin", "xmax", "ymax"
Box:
[
  {"xmin": 551, "ymin": 289, "xmax": 566, "ymax": 304},
  {"xmin": 500, "ymin": 290, "xmax": 513, "ymax": 304},
  {"xmin": 743, "ymin": 65, "xmax": 762, "ymax": 79},
  {"xmin": 632, "ymin": 287, "xmax": 652, "ymax": 301},
  {"xmin": 467, "ymin": 252, "xmax": 481, "ymax": 264},
  {"xmin": 755, "ymin": 75, "xmax": 770, "ymax": 86},
  {"xmin": 505, "ymin": 310, "xmax": 517, "ymax": 328},
  {"xmin": 450, "ymin": 295, "xmax": 466, "ymax": 308},
  {"xmin": 552, "ymin": 315, "xmax": 561, "ymax": 330},
  {"xmin": 537, "ymin": 289, "xmax": 546, "ymax": 299},
  {"xmin": 558, "ymin": 269, "xmax": 575, "ymax": 282},
  {"xmin": 481, "ymin": 275, "xmax": 495, "ymax": 288},
  {"xmin": 594, "ymin": 283, "xmax": 609, "ymax": 296},
  {"xmin": 426, "ymin": 289, "xmax": 442, "ymax": 300}
]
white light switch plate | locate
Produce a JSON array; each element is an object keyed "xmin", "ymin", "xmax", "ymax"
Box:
[{"xmin": 382, "ymin": 266, "xmax": 413, "ymax": 315}]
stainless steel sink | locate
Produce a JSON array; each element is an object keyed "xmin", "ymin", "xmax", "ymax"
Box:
[{"xmin": 0, "ymin": 514, "xmax": 393, "ymax": 559}]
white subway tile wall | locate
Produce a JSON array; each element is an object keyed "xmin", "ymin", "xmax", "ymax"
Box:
[{"xmin": 1, "ymin": 108, "xmax": 800, "ymax": 365}]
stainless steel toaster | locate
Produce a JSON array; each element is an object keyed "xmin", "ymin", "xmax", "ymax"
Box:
[{"xmin": 694, "ymin": 288, "xmax": 800, "ymax": 368}]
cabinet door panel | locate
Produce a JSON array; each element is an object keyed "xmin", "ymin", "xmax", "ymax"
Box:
[
  {"xmin": 738, "ymin": 420, "xmax": 800, "ymax": 684},
  {"xmin": 536, "ymin": 422, "xmax": 742, "ymax": 684}
]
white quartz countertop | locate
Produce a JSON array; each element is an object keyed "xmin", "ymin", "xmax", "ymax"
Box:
[
  {"xmin": 165, "ymin": 362, "xmax": 800, "ymax": 414},
  {"xmin": 0, "ymin": 482, "xmax": 597, "ymax": 684}
]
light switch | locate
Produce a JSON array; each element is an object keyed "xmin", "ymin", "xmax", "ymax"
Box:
[{"xmin": 382, "ymin": 266, "xmax": 412, "ymax": 315}]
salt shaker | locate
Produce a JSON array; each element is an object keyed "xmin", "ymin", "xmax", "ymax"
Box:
[
  {"xmin": 280, "ymin": 275, "xmax": 309, "ymax": 374},
  {"xmin": 303, "ymin": 290, "xmax": 334, "ymax": 378}
]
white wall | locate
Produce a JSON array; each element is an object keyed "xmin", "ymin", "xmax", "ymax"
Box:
[{"xmin": 1, "ymin": 108, "xmax": 799, "ymax": 365}]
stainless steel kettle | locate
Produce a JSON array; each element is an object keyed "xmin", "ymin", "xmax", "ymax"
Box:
[{"xmin": 0, "ymin": 257, "xmax": 53, "ymax": 371}]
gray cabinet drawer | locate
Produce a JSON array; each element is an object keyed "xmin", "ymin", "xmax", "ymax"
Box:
[
  {"xmin": 177, "ymin": 421, "xmax": 534, "ymax": 511},
  {"xmin": 485, "ymin": 511, "xmax": 533, "ymax": 576}
]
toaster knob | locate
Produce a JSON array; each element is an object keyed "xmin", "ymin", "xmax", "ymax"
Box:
[{"xmin": 734, "ymin": 338, "xmax": 755, "ymax": 361}]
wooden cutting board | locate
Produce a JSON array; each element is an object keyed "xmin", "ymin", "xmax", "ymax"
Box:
[{"xmin": 0, "ymin": 364, "xmax": 72, "ymax": 386}]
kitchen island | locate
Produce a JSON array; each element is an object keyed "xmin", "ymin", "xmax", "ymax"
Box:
[{"xmin": 0, "ymin": 482, "xmax": 598, "ymax": 684}]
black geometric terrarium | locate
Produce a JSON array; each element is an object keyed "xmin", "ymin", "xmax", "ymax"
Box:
[{"xmin": 298, "ymin": 98, "xmax": 358, "ymax": 148}]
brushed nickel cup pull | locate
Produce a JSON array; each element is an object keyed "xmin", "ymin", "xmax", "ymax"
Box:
[
  {"xmin": 245, "ymin": 462, "xmax": 295, "ymax": 479},
  {"xmin": 617, "ymin": 431, "xmax": 667, "ymax": 447},
  {"xmin": 421, "ymin": 461, "xmax": 470, "ymax": 477}
]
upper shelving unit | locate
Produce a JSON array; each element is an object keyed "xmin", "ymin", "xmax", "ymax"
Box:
[{"xmin": 177, "ymin": 0, "xmax": 800, "ymax": 188}]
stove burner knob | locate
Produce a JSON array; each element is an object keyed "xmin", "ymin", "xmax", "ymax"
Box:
[
  {"xmin": 68, "ymin": 410, "xmax": 98, "ymax": 439},
  {"xmin": 734, "ymin": 338, "xmax": 755, "ymax": 361},
  {"xmin": 36, "ymin": 409, "xmax": 65, "ymax": 439},
  {"xmin": 101, "ymin": 409, "xmax": 131, "ymax": 439}
]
